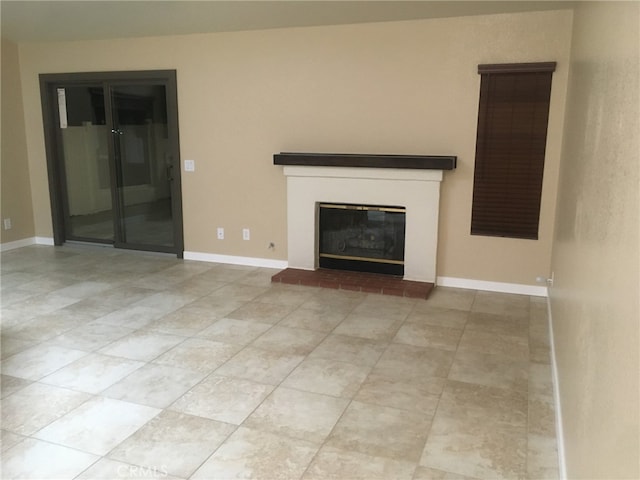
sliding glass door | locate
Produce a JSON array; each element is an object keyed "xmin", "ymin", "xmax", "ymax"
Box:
[{"xmin": 40, "ymin": 71, "xmax": 183, "ymax": 256}]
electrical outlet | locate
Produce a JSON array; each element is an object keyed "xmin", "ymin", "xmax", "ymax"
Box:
[
  {"xmin": 184, "ymin": 159, "xmax": 195, "ymax": 172},
  {"xmin": 242, "ymin": 228, "xmax": 250, "ymax": 241},
  {"xmin": 217, "ymin": 227, "xmax": 224, "ymax": 240},
  {"xmin": 3, "ymin": 218, "xmax": 12, "ymax": 230}
]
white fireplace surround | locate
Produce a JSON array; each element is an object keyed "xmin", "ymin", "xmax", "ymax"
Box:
[{"xmin": 283, "ymin": 165, "xmax": 443, "ymax": 283}]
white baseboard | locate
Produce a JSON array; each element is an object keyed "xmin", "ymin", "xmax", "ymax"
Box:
[
  {"xmin": 183, "ymin": 251, "xmax": 288, "ymax": 270},
  {"xmin": 0, "ymin": 237, "xmax": 36, "ymax": 252},
  {"xmin": 1, "ymin": 236, "xmax": 55, "ymax": 252},
  {"xmin": 35, "ymin": 236, "xmax": 55, "ymax": 246},
  {"xmin": 546, "ymin": 294, "xmax": 567, "ymax": 479},
  {"xmin": 436, "ymin": 276, "xmax": 548, "ymax": 297}
]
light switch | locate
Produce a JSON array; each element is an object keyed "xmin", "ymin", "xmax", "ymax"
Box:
[{"xmin": 184, "ymin": 159, "xmax": 195, "ymax": 172}]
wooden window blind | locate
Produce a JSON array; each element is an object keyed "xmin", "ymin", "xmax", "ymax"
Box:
[{"xmin": 471, "ymin": 62, "xmax": 556, "ymax": 240}]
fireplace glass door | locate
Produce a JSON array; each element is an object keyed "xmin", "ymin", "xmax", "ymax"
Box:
[{"xmin": 318, "ymin": 203, "xmax": 406, "ymax": 275}]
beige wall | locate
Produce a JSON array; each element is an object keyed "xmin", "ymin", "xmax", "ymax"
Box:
[
  {"xmin": 17, "ymin": 10, "xmax": 572, "ymax": 285},
  {"xmin": 1, "ymin": 37, "xmax": 35, "ymax": 244},
  {"xmin": 550, "ymin": 2, "xmax": 639, "ymax": 478}
]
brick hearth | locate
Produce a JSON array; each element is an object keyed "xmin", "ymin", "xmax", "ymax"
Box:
[{"xmin": 271, "ymin": 268, "xmax": 434, "ymax": 299}]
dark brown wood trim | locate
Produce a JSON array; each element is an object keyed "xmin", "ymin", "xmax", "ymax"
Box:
[
  {"xmin": 39, "ymin": 69, "xmax": 184, "ymax": 257},
  {"xmin": 273, "ymin": 153, "xmax": 456, "ymax": 170},
  {"xmin": 39, "ymin": 70, "xmax": 179, "ymax": 84},
  {"xmin": 39, "ymin": 77, "xmax": 66, "ymax": 246},
  {"xmin": 478, "ymin": 62, "xmax": 557, "ymax": 74}
]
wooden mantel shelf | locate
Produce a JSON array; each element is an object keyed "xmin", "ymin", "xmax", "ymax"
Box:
[{"xmin": 273, "ymin": 152, "xmax": 457, "ymax": 170}]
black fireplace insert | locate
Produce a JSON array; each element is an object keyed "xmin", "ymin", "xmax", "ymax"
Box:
[{"xmin": 318, "ymin": 203, "xmax": 406, "ymax": 276}]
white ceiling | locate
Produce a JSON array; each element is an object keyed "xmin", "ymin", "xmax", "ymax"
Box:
[{"xmin": 1, "ymin": 0, "xmax": 576, "ymax": 43}]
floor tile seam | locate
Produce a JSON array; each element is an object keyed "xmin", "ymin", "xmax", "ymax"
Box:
[
  {"xmin": 344, "ymin": 390, "xmax": 442, "ymax": 418},
  {"xmin": 435, "ymin": 325, "xmax": 462, "ymax": 381},
  {"xmin": 216, "ymin": 319, "xmax": 296, "ymax": 361},
  {"xmin": 103, "ymin": 410, "xmax": 238, "ymax": 480},
  {"xmin": 295, "ymin": 388, "xmax": 360, "ymax": 480},
  {"xmin": 278, "ymin": 368, "xmax": 373, "ymax": 401},
  {"xmin": 239, "ymin": 392, "xmax": 352, "ymax": 447},
  {"xmin": 286, "ymin": 353, "xmax": 378, "ymax": 373},
  {"xmin": 528, "ymin": 330, "xmax": 552, "ymax": 345},
  {"xmin": 444, "ymin": 375, "xmax": 531, "ymax": 399},
  {"xmin": 3, "ymin": 436, "xmax": 102, "ymax": 475},
  {"xmin": 94, "ymin": 333, "xmax": 191, "ymax": 365},
  {"xmin": 454, "ymin": 348, "xmax": 531, "ymax": 365},
  {"xmin": 7, "ymin": 377, "xmax": 98, "ymax": 400},
  {"xmin": 246, "ymin": 328, "xmax": 332, "ymax": 357},
  {"xmin": 458, "ymin": 325, "xmax": 532, "ymax": 350},
  {"xmin": 445, "ymin": 378, "xmax": 530, "ymax": 398},
  {"xmin": 12, "ymin": 410, "xmax": 107, "ymax": 458},
  {"xmin": 314, "ymin": 295, "xmax": 363, "ymax": 335},
  {"xmin": 227, "ymin": 325, "xmax": 351, "ymax": 445},
  {"xmin": 451, "ymin": 348, "xmax": 533, "ymax": 372},
  {"xmin": 99, "ymin": 356, "xmax": 211, "ymax": 401},
  {"xmin": 3, "ymin": 346, "xmax": 93, "ymax": 383},
  {"xmin": 138, "ymin": 321, "xmax": 214, "ymax": 339},
  {"xmin": 463, "ymin": 313, "xmax": 530, "ymax": 329},
  {"xmin": 226, "ymin": 354, "xmax": 311, "ymax": 440},
  {"xmin": 251, "ymin": 295, "xmax": 310, "ymax": 308},
  {"xmin": 323, "ymin": 402, "xmax": 429, "ymax": 465},
  {"xmin": 469, "ymin": 308, "xmax": 531, "ymax": 323},
  {"xmin": 0, "ymin": 292, "xmax": 43, "ymax": 308},
  {"xmin": 33, "ymin": 344, "xmax": 185, "ymax": 398},
  {"xmin": 171, "ymin": 366, "xmax": 280, "ymax": 412},
  {"xmin": 176, "ymin": 423, "xmax": 240, "ymax": 480},
  {"xmin": 252, "ymin": 321, "xmax": 332, "ymax": 338},
  {"xmin": 432, "ymin": 395, "xmax": 529, "ymax": 433},
  {"xmin": 389, "ymin": 327, "xmax": 462, "ymax": 354},
  {"xmin": 418, "ymin": 376, "xmax": 526, "ymax": 468},
  {"xmin": 3, "ymin": 320, "xmax": 88, "ymax": 344},
  {"xmin": 0, "ymin": 303, "xmax": 81, "ymax": 323},
  {"xmin": 297, "ymin": 437, "xmax": 422, "ymax": 480},
  {"xmin": 55, "ymin": 400, "xmax": 164, "ymax": 459},
  {"xmin": 0, "ymin": 336, "xmax": 46, "ymax": 361},
  {"xmin": 467, "ymin": 320, "xmax": 530, "ymax": 339},
  {"xmin": 0, "ymin": 380, "xmax": 35, "ymax": 400},
  {"xmin": 202, "ymin": 329, "xmax": 304, "ymax": 385},
  {"xmin": 412, "ymin": 375, "xmax": 450, "ymax": 471},
  {"xmin": 0, "ymin": 430, "xmax": 29, "ymax": 453},
  {"xmin": 1, "ymin": 389, "xmax": 98, "ymax": 438},
  {"xmin": 463, "ymin": 289, "xmax": 481, "ymax": 313},
  {"xmin": 193, "ymin": 324, "xmax": 271, "ymax": 348},
  {"xmin": 348, "ymin": 341, "xmax": 448, "ymax": 409},
  {"xmin": 58, "ymin": 321, "xmax": 139, "ymax": 345},
  {"xmin": 272, "ymin": 305, "xmax": 317, "ymax": 331},
  {"xmin": 103, "ymin": 454, "xmax": 189, "ymax": 480},
  {"xmin": 156, "ymin": 343, "xmax": 279, "ymax": 412},
  {"xmin": 89, "ymin": 429, "xmax": 167, "ymax": 473},
  {"xmin": 321, "ymin": 329, "xmax": 389, "ymax": 368}
]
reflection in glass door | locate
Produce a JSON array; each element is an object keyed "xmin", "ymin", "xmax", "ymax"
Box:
[
  {"xmin": 58, "ymin": 86, "xmax": 114, "ymax": 242},
  {"xmin": 111, "ymin": 85, "xmax": 175, "ymax": 248},
  {"xmin": 43, "ymin": 71, "xmax": 183, "ymax": 256}
]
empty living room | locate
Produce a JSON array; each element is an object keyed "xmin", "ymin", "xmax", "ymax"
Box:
[{"xmin": 1, "ymin": 1, "xmax": 638, "ymax": 479}]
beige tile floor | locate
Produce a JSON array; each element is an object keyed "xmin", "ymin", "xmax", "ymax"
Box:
[{"xmin": 0, "ymin": 245, "xmax": 559, "ymax": 480}]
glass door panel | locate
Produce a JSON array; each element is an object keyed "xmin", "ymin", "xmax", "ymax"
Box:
[
  {"xmin": 58, "ymin": 86, "xmax": 115, "ymax": 242},
  {"xmin": 42, "ymin": 70, "xmax": 183, "ymax": 255},
  {"xmin": 111, "ymin": 85, "xmax": 175, "ymax": 248}
]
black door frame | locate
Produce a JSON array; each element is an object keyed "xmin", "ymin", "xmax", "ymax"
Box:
[{"xmin": 39, "ymin": 70, "xmax": 184, "ymax": 257}]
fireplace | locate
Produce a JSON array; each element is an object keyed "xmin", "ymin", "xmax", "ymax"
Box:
[
  {"xmin": 274, "ymin": 153, "xmax": 456, "ymax": 284},
  {"xmin": 318, "ymin": 203, "xmax": 406, "ymax": 276}
]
